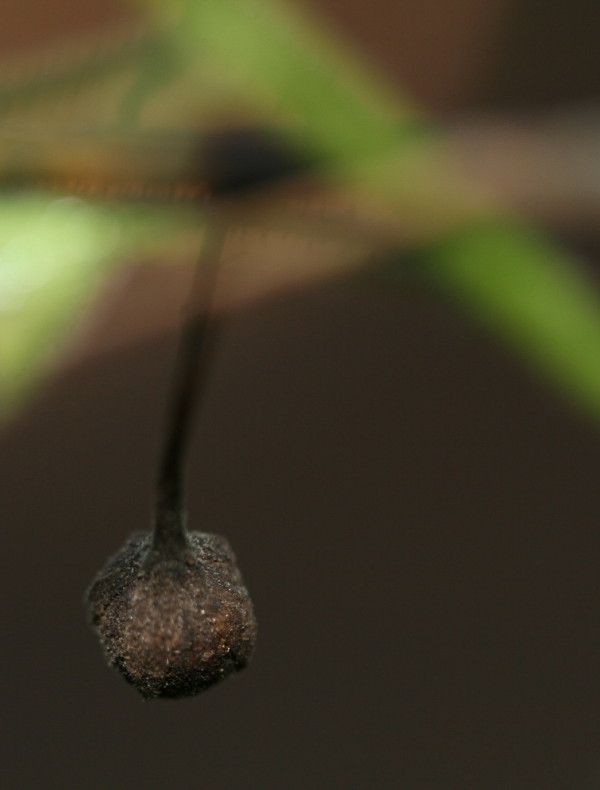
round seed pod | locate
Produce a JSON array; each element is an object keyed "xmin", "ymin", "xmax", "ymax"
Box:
[{"xmin": 86, "ymin": 531, "xmax": 257, "ymax": 699}]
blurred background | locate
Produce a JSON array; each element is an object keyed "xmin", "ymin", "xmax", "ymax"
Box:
[{"xmin": 1, "ymin": 1, "xmax": 600, "ymax": 788}]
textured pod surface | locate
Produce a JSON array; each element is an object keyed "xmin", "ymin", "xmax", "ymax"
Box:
[{"xmin": 86, "ymin": 531, "xmax": 257, "ymax": 699}]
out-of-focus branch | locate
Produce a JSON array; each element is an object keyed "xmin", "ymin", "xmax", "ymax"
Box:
[
  {"xmin": 446, "ymin": 105, "xmax": 600, "ymax": 238},
  {"xmin": 0, "ymin": 107, "xmax": 597, "ymax": 240}
]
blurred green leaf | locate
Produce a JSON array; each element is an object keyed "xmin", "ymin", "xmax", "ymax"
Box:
[
  {"xmin": 2, "ymin": 0, "xmax": 600, "ymax": 425},
  {"xmin": 424, "ymin": 220, "xmax": 600, "ymax": 418},
  {"xmin": 0, "ymin": 194, "xmax": 199, "ymax": 417},
  {"xmin": 155, "ymin": 0, "xmax": 600, "ymax": 420}
]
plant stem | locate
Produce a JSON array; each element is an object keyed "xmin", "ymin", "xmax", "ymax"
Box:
[{"xmin": 152, "ymin": 222, "xmax": 226, "ymax": 558}]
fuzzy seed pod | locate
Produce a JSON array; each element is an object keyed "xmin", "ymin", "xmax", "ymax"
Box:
[{"xmin": 86, "ymin": 531, "xmax": 257, "ymax": 699}]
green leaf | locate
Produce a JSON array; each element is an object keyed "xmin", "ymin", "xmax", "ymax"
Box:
[
  {"xmin": 150, "ymin": 0, "xmax": 600, "ymax": 420},
  {"xmin": 424, "ymin": 220, "xmax": 600, "ymax": 419},
  {"xmin": 0, "ymin": 194, "xmax": 198, "ymax": 417},
  {"xmin": 2, "ymin": 0, "xmax": 600, "ymax": 426},
  {"xmin": 142, "ymin": 0, "xmax": 418, "ymax": 163}
]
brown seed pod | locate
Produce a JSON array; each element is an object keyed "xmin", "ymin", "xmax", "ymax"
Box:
[
  {"xmin": 87, "ymin": 225, "xmax": 258, "ymax": 699},
  {"xmin": 86, "ymin": 531, "xmax": 257, "ymax": 699}
]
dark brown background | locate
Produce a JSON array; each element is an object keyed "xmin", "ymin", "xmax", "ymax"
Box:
[{"xmin": 2, "ymin": 1, "xmax": 600, "ymax": 788}]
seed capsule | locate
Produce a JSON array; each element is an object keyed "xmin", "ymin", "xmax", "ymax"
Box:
[{"xmin": 86, "ymin": 531, "xmax": 257, "ymax": 699}]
